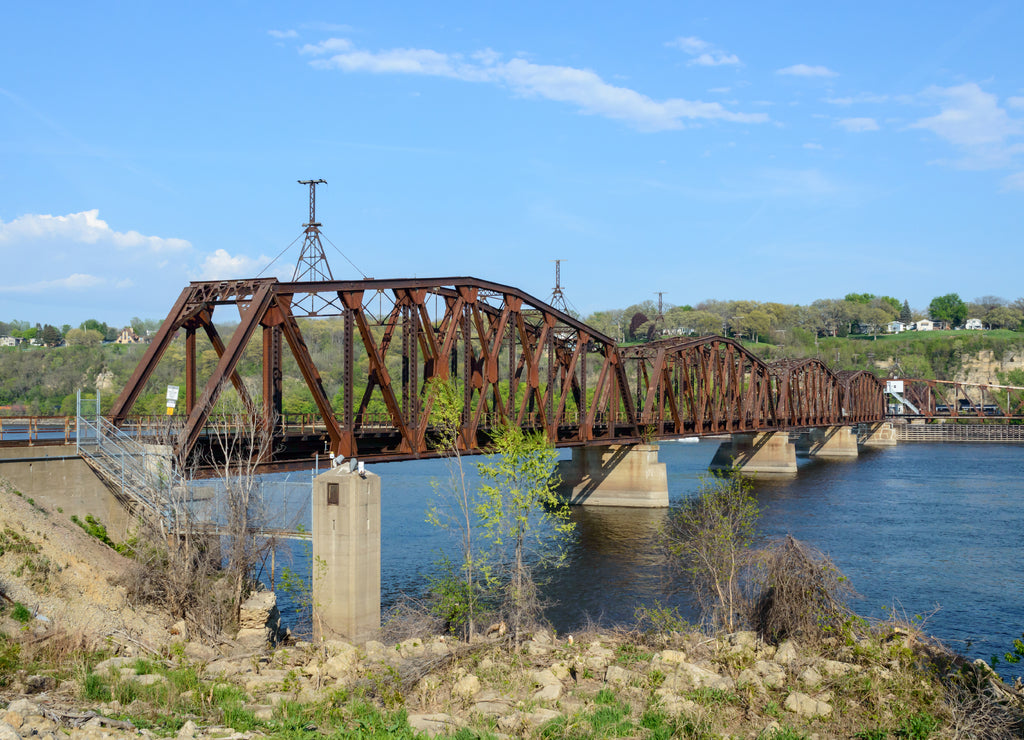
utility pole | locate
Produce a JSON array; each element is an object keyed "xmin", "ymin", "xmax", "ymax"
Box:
[{"xmin": 654, "ymin": 291, "xmax": 666, "ymax": 318}]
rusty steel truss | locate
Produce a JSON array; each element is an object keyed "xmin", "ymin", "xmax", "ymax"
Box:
[
  {"xmin": 110, "ymin": 278, "xmax": 887, "ymax": 471},
  {"xmin": 895, "ymin": 378, "xmax": 1024, "ymax": 419}
]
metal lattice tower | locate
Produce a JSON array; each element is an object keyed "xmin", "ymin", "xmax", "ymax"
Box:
[
  {"xmin": 292, "ymin": 179, "xmax": 342, "ymax": 315},
  {"xmin": 549, "ymin": 259, "xmax": 568, "ymax": 313}
]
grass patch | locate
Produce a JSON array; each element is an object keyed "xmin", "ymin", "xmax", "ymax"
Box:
[
  {"xmin": 11, "ymin": 602, "xmax": 32, "ymax": 624},
  {"xmin": 0, "ymin": 527, "xmax": 38, "ymax": 556}
]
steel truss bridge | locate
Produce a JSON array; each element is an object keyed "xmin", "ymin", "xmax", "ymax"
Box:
[{"xmin": 103, "ymin": 277, "xmax": 889, "ymax": 473}]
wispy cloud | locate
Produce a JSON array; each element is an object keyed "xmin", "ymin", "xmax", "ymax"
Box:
[
  {"xmin": 300, "ymin": 38, "xmax": 767, "ymax": 131},
  {"xmin": 0, "ymin": 210, "xmax": 190, "ymax": 253},
  {"xmin": 909, "ymin": 83, "xmax": 1024, "ymax": 169},
  {"xmin": 777, "ymin": 64, "xmax": 837, "ymax": 78},
  {"xmin": 0, "ymin": 273, "xmax": 106, "ymax": 294},
  {"xmin": 824, "ymin": 93, "xmax": 889, "ymax": 105},
  {"xmin": 803, "ymin": 142, "xmax": 824, "ymax": 150},
  {"xmin": 268, "ymin": 29, "xmax": 299, "ymax": 40},
  {"xmin": 1001, "ymin": 171, "xmax": 1024, "ymax": 191},
  {"xmin": 196, "ymin": 249, "xmax": 272, "ymax": 280},
  {"xmin": 838, "ymin": 117, "xmax": 879, "ymax": 132},
  {"xmin": 666, "ymin": 36, "xmax": 740, "ymax": 67}
]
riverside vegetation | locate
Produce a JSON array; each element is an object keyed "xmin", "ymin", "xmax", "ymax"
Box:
[
  {"xmin": 2, "ymin": 467, "xmax": 1023, "ymax": 739},
  {"xmin": 5, "ymin": 290, "xmax": 1024, "ymax": 417}
]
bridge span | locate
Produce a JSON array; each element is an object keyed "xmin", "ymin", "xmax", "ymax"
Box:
[{"xmin": 105, "ymin": 276, "xmax": 888, "ymax": 476}]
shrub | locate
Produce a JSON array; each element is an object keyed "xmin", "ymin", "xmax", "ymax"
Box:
[
  {"xmin": 661, "ymin": 469, "xmax": 758, "ymax": 631},
  {"xmin": 749, "ymin": 535, "xmax": 856, "ymax": 643}
]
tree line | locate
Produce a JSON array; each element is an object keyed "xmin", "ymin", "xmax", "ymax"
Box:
[
  {"xmin": 581, "ymin": 292, "xmax": 1024, "ymax": 344},
  {"xmin": 0, "ymin": 317, "xmax": 162, "ymax": 347}
]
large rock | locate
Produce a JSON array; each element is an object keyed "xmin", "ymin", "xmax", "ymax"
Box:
[
  {"xmin": 236, "ymin": 590, "xmax": 281, "ymax": 647},
  {"xmin": 784, "ymin": 691, "xmax": 832, "ymax": 718},
  {"xmin": 452, "ymin": 674, "xmax": 481, "ymax": 700},
  {"xmin": 775, "ymin": 640, "xmax": 799, "ymax": 665},
  {"xmin": 322, "ymin": 641, "xmax": 360, "ymax": 679},
  {"xmin": 661, "ymin": 661, "xmax": 735, "ymax": 692},
  {"xmin": 407, "ymin": 713, "xmax": 462, "ymax": 736}
]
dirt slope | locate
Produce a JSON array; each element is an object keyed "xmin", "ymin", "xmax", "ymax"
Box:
[{"xmin": 0, "ymin": 477, "xmax": 170, "ymax": 650}]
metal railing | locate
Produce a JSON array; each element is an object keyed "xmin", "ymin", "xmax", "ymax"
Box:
[{"xmin": 75, "ymin": 392, "xmax": 184, "ymax": 525}]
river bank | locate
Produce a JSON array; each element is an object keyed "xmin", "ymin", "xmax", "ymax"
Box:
[
  {"xmin": 2, "ymin": 620, "xmax": 1022, "ymax": 739},
  {"xmin": 2, "ymin": 473, "xmax": 1023, "ymax": 738}
]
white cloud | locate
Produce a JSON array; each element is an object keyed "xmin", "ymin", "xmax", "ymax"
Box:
[
  {"xmin": 301, "ymin": 38, "xmax": 767, "ymax": 131},
  {"xmin": 0, "ymin": 273, "xmax": 105, "ymax": 294},
  {"xmin": 0, "ymin": 210, "xmax": 191, "ymax": 253},
  {"xmin": 197, "ymin": 249, "xmax": 272, "ymax": 280},
  {"xmin": 803, "ymin": 142, "xmax": 824, "ymax": 150},
  {"xmin": 300, "ymin": 38, "xmax": 353, "ymax": 55},
  {"xmin": 777, "ymin": 64, "xmax": 837, "ymax": 78},
  {"xmin": 909, "ymin": 83, "xmax": 1024, "ymax": 169},
  {"xmin": 268, "ymin": 29, "xmax": 298, "ymax": 39},
  {"xmin": 1001, "ymin": 171, "xmax": 1024, "ymax": 190},
  {"xmin": 691, "ymin": 52, "xmax": 740, "ymax": 67},
  {"xmin": 667, "ymin": 36, "xmax": 709, "ymax": 54},
  {"xmin": 1009, "ymin": 97, "xmax": 1024, "ymax": 110},
  {"xmin": 666, "ymin": 36, "xmax": 741, "ymax": 67},
  {"xmin": 838, "ymin": 117, "xmax": 879, "ymax": 132},
  {"xmin": 824, "ymin": 93, "xmax": 889, "ymax": 106}
]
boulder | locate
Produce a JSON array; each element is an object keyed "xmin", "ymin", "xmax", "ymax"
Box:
[
  {"xmin": 784, "ymin": 691, "xmax": 832, "ymax": 718},
  {"xmin": 236, "ymin": 590, "xmax": 281, "ymax": 647},
  {"xmin": 452, "ymin": 674, "xmax": 481, "ymax": 700},
  {"xmin": 407, "ymin": 713, "xmax": 462, "ymax": 736},
  {"xmin": 661, "ymin": 661, "xmax": 735, "ymax": 692},
  {"xmin": 775, "ymin": 640, "xmax": 799, "ymax": 665},
  {"xmin": 798, "ymin": 665, "xmax": 823, "ymax": 687},
  {"xmin": 605, "ymin": 665, "xmax": 635, "ymax": 687}
]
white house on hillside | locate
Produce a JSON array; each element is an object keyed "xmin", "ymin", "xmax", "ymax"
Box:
[
  {"xmin": 914, "ymin": 319, "xmax": 934, "ymax": 331},
  {"xmin": 887, "ymin": 320, "xmax": 907, "ymax": 334},
  {"xmin": 965, "ymin": 318, "xmax": 983, "ymax": 330}
]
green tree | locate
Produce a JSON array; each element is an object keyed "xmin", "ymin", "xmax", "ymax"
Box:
[
  {"xmin": 475, "ymin": 427, "xmax": 574, "ymax": 640},
  {"xmin": 987, "ymin": 306, "xmax": 1023, "ymax": 330},
  {"xmin": 64, "ymin": 328, "xmax": 103, "ymax": 347},
  {"xmin": 425, "ymin": 376, "xmax": 483, "ymax": 639},
  {"xmin": 40, "ymin": 325, "xmax": 62, "ymax": 346},
  {"xmin": 929, "ymin": 293, "xmax": 967, "ymax": 327},
  {"xmin": 661, "ymin": 470, "xmax": 758, "ymax": 631},
  {"xmin": 900, "ymin": 300, "xmax": 912, "ymax": 325}
]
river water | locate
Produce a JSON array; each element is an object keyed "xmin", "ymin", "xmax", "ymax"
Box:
[{"xmin": 266, "ymin": 440, "xmax": 1023, "ymax": 678}]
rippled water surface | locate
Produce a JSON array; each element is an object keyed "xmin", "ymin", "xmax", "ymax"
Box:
[{"xmin": 269, "ymin": 440, "xmax": 1023, "ymax": 676}]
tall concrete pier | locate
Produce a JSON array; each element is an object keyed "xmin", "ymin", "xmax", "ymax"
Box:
[
  {"xmin": 860, "ymin": 421, "xmax": 898, "ymax": 447},
  {"xmin": 806, "ymin": 426, "xmax": 859, "ymax": 458},
  {"xmin": 709, "ymin": 432, "xmax": 797, "ymax": 477},
  {"xmin": 556, "ymin": 444, "xmax": 669, "ymax": 507},
  {"xmin": 312, "ymin": 465, "xmax": 381, "ymax": 643}
]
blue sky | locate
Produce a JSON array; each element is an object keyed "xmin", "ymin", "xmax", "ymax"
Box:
[{"xmin": 2, "ymin": 1, "xmax": 1022, "ymax": 327}]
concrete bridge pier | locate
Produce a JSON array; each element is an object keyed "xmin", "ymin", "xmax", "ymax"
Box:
[
  {"xmin": 709, "ymin": 432, "xmax": 797, "ymax": 477},
  {"xmin": 312, "ymin": 464, "xmax": 381, "ymax": 643},
  {"xmin": 556, "ymin": 444, "xmax": 669, "ymax": 507},
  {"xmin": 860, "ymin": 421, "xmax": 898, "ymax": 447},
  {"xmin": 806, "ymin": 426, "xmax": 859, "ymax": 458}
]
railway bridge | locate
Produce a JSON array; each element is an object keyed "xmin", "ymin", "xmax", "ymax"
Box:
[{"xmin": 104, "ymin": 276, "xmax": 891, "ymax": 497}]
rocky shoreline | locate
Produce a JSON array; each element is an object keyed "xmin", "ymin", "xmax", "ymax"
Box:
[{"xmin": 4, "ymin": 620, "xmax": 1021, "ymax": 739}]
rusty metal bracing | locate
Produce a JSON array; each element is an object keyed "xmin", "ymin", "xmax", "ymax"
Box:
[{"xmin": 109, "ymin": 277, "xmax": 888, "ymax": 471}]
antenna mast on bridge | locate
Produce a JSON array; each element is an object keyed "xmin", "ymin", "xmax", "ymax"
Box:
[
  {"xmin": 293, "ymin": 179, "xmax": 332, "ymax": 282},
  {"xmin": 550, "ymin": 259, "xmax": 568, "ymax": 313},
  {"xmin": 292, "ymin": 179, "xmax": 343, "ymax": 316}
]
